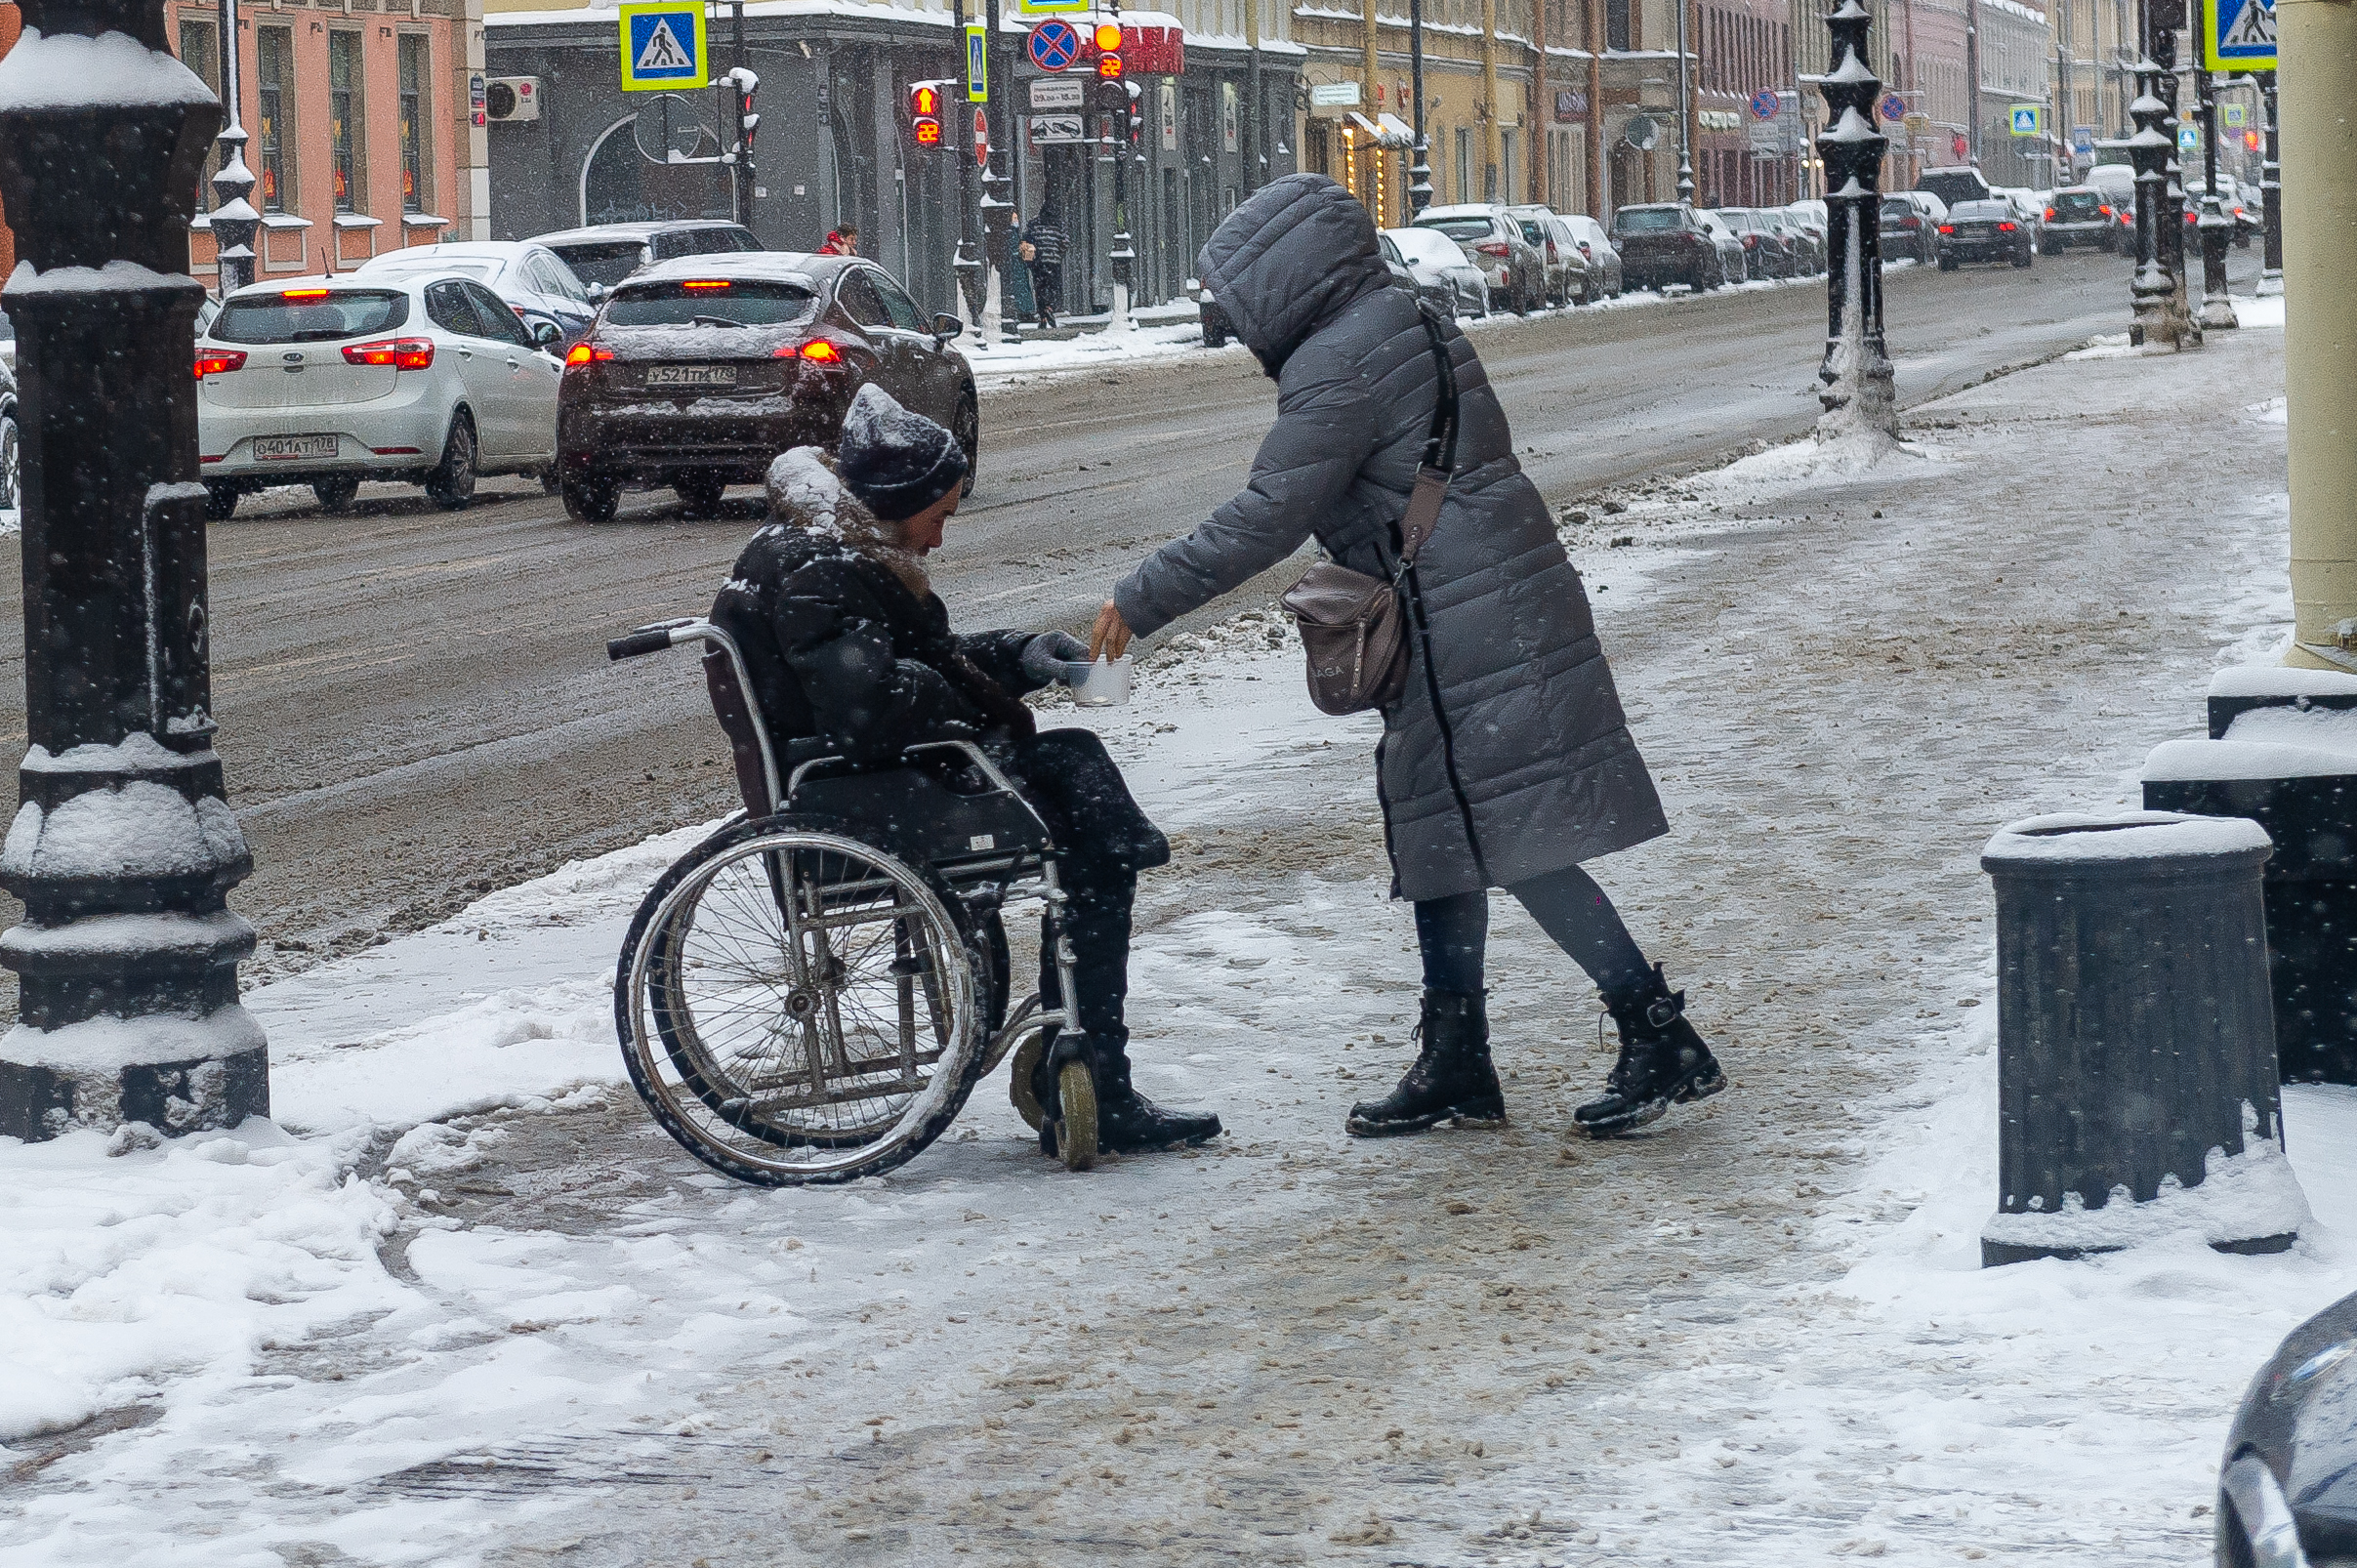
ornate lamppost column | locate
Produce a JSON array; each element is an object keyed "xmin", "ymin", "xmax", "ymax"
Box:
[
  {"xmin": 1409, "ymin": 0, "xmax": 1433, "ymax": 213},
  {"xmin": 1675, "ymin": 0, "xmax": 1696, "ymax": 203},
  {"xmin": 0, "ymin": 0, "xmax": 268, "ymax": 1142},
  {"xmin": 1816, "ymin": 0, "xmax": 1896, "ymax": 440},
  {"xmin": 2193, "ymin": 6, "xmax": 2237, "ymax": 329},
  {"xmin": 207, "ymin": 0, "xmax": 258, "ymax": 296},
  {"xmin": 2127, "ymin": 50, "xmax": 2181, "ymax": 345},
  {"xmin": 2154, "ymin": 0, "xmax": 2198, "ymax": 343},
  {"xmin": 2257, "ymin": 71, "xmax": 2282, "ymax": 295}
]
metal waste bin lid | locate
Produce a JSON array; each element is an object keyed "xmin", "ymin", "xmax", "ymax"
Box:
[{"xmin": 1982, "ymin": 809, "xmax": 2272, "ymax": 879}]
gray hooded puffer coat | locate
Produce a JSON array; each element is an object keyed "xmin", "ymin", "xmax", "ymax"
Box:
[{"xmin": 1112, "ymin": 174, "xmax": 1667, "ymax": 902}]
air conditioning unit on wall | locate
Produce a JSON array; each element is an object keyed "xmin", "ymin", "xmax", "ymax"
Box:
[{"xmin": 484, "ymin": 77, "xmax": 543, "ymax": 123}]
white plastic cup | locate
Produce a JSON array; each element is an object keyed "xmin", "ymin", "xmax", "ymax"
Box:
[{"xmin": 1062, "ymin": 655, "xmax": 1133, "ymax": 707}]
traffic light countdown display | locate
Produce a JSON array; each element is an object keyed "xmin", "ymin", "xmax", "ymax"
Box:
[{"xmin": 909, "ymin": 81, "xmax": 944, "ymax": 147}]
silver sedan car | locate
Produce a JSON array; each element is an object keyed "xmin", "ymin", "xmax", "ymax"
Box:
[{"xmin": 1382, "ymin": 225, "xmax": 1492, "ymax": 317}]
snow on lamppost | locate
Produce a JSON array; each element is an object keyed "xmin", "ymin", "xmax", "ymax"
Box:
[
  {"xmin": 0, "ymin": 0, "xmax": 269, "ymax": 1141},
  {"xmin": 1815, "ymin": 0, "xmax": 1897, "ymax": 448},
  {"xmin": 206, "ymin": 0, "xmax": 259, "ymax": 296}
]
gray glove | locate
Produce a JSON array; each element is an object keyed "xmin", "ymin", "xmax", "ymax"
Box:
[{"xmin": 1019, "ymin": 631, "xmax": 1090, "ymax": 688}]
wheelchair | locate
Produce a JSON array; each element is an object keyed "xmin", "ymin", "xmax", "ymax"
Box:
[{"xmin": 605, "ymin": 617, "xmax": 1096, "ymax": 1186}]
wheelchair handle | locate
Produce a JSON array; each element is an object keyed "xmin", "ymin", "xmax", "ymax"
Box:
[{"xmin": 607, "ymin": 619, "xmax": 697, "ymax": 661}]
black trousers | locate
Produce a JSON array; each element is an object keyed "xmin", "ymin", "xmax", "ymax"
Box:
[{"xmin": 991, "ymin": 728, "xmax": 1168, "ymax": 1046}]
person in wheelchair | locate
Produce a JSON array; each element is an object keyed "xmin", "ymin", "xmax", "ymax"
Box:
[{"xmin": 709, "ymin": 384, "xmax": 1223, "ymax": 1155}]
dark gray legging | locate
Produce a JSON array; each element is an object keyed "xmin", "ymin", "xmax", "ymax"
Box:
[{"xmin": 1415, "ymin": 865, "xmax": 1652, "ymax": 1002}]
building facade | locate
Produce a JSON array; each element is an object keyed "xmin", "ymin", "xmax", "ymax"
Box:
[
  {"xmin": 162, "ymin": 0, "xmax": 489, "ymax": 283},
  {"xmin": 483, "ymin": 0, "xmax": 1301, "ymax": 316}
]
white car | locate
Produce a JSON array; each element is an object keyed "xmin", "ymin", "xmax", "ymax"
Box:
[
  {"xmin": 355, "ymin": 240, "xmax": 597, "ymax": 347},
  {"xmin": 196, "ymin": 271, "xmax": 563, "ymax": 518},
  {"xmin": 1381, "ymin": 225, "xmax": 1491, "ymax": 317}
]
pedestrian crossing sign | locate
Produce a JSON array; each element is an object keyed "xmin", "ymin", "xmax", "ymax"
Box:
[
  {"xmin": 620, "ymin": 1, "xmax": 707, "ymax": 92},
  {"xmin": 2008, "ymin": 104, "xmax": 2043, "ymax": 137},
  {"xmin": 2204, "ymin": 0, "xmax": 2275, "ymax": 72}
]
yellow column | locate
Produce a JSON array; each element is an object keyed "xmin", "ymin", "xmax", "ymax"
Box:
[{"xmin": 2279, "ymin": 0, "xmax": 2357, "ymax": 668}]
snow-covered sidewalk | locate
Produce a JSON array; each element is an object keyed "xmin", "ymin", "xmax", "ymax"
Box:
[{"xmin": 3, "ymin": 309, "xmax": 2337, "ymax": 1567}]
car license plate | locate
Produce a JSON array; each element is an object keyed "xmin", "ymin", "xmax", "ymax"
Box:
[
  {"xmin": 645, "ymin": 365, "xmax": 737, "ymax": 388},
  {"xmin": 253, "ymin": 434, "xmax": 339, "ymax": 461}
]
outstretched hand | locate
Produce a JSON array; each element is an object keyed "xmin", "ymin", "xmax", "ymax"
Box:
[{"xmin": 1088, "ymin": 600, "xmax": 1133, "ymax": 663}]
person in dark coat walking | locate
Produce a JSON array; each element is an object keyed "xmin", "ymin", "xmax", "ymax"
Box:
[
  {"xmin": 1020, "ymin": 206, "xmax": 1067, "ymax": 328},
  {"xmin": 1087, "ymin": 174, "xmax": 1723, "ymax": 1139},
  {"xmin": 713, "ymin": 385, "xmax": 1221, "ymax": 1153}
]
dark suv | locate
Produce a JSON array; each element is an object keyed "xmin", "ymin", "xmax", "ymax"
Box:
[
  {"xmin": 555, "ymin": 253, "xmax": 975, "ymax": 521},
  {"xmin": 1937, "ymin": 199, "xmax": 2037, "ymax": 269},
  {"xmin": 531, "ymin": 221, "xmax": 762, "ymax": 296},
  {"xmin": 1611, "ymin": 204, "xmax": 1729, "ymax": 291},
  {"xmin": 2041, "ymin": 186, "xmax": 2119, "ymax": 253}
]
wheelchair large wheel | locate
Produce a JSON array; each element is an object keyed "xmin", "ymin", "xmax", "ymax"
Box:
[{"xmin": 615, "ymin": 813, "xmax": 991, "ymax": 1185}]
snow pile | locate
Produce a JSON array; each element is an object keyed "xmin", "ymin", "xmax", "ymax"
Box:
[
  {"xmin": 1981, "ymin": 1100, "xmax": 2313, "ymax": 1255},
  {"xmin": 2239, "ymin": 294, "xmax": 2287, "ymax": 330},
  {"xmin": 2145, "ymin": 701, "xmax": 2357, "ymax": 782},
  {"xmin": 2066, "ymin": 330, "xmax": 2174, "ymax": 361},
  {"xmin": 0, "ymin": 1120, "xmax": 402, "ymax": 1446},
  {"xmin": 1, "ymin": 781, "xmax": 247, "ymax": 881},
  {"xmin": 0, "ymin": 28, "xmax": 216, "ymax": 113}
]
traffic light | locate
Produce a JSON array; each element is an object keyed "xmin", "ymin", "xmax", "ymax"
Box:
[
  {"xmin": 909, "ymin": 81, "xmax": 943, "ymax": 148},
  {"xmin": 725, "ymin": 66, "xmax": 760, "ymax": 162},
  {"xmin": 1095, "ymin": 21, "xmax": 1124, "ymax": 80},
  {"xmin": 1096, "ymin": 74, "xmax": 1128, "ymax": 112},
  {"xmin": 2244, "ymin": 129, "xmax": 2262, "ymax": 151}
]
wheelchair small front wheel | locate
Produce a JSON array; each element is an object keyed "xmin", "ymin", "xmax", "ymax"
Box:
[
  {"xmin": 1054, "ymin": 1058, "xmax": 1099, "ymax": 1172},
  {"xmin": 1003, "ymin": 1008, "xmax": 1050, "ymax": 1132}
]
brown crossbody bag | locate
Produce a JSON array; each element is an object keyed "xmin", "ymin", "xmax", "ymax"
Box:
[{"xmin": 1280, "ymin": 303, "xmax": 1460, "ymax": 717}]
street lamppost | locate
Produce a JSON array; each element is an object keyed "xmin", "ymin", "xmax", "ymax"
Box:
[
  {"xmin": 2257, "ymin": 70, "xmax": 2282, "ymax": 295},
  {"xmin": 2193, "ymin": 0, "xmax": 2238, "ymax": 328},
  {"xmin": 2128, "ymin": 0, "xmax": 2196, "ymax": 347},
  {"xmin": 207, "ymin": 0, "xmax": 259, "ymax": 296},
  {"xmin": 0, "ymin": 0, "xmax": 269, "ymax": 1143},
  {"xmin": 1409, "ymin": 0, "xmax": 1433, "ymax": 212},
  {"xmin": 1675, "ymin": 0, "xmax": 1695, "ymax": 203},
  {"xmin": 1817, "ymin": 0, "xmax": 1897, "ymax": 440}
]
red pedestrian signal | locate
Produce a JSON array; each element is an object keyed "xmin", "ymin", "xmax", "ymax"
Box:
[{"xmin": 909, "ymin": 82, "xmax": 943, "ymax": 147}]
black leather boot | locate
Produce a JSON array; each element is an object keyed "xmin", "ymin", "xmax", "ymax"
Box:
[
  {"xmin": 1345, "ymin": 989, "xmax": 1505, "ymax": 1136},
  {"xmin": 1576, "ymin": 964, "xmax": 1726, "ymax": 1138},
  {"xmin": 1093, "ymin": 1041, "xmax": 1222, "ymax": 1152}
]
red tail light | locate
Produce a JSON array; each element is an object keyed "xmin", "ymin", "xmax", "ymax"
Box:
[
  {"xmin": 2045, "ymin": 206, "xmax": 2057, "ymax": 221},
  {"xmin": 1902, "ymin": 216, "xmax": 1921, "ymax": 228},
  {"xmin": 681, "ymin": 280, "xmax": 732, "ymax": 290},
  {"xmin": 342, "ymin": 337, "xmax": 435, "ymax": 370},
  {"xmin": 1742, "ymin": 235, "xmax": 1760, "ymax": 248},
  {"xmin": 193, "ymin": 348, "xmax": 247, "ymax": 380},
  {"xmin": 564, "ymin": 343, "xmax": 615, "ymax": 367},
  {"xmin": 778, "ymin": 338, "xmax": 846, "ymax": 363},
  {"xmin": 1997, "ymin": 222, "xmax": 2017, "ymax": 232},
  {"xmin": 1937, "ymin": 224, "xmax": 1956, "ymax": 234},
  {"xmin": 1476, "ymin": 241, "xmax": 1509, "ymax": 258},
  {"xmin": 2098, "ymin": 204, "xmax": 2113, "ymax": 217}
]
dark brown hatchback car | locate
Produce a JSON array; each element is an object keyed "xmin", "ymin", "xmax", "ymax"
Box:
[{"xmin": 555, "ymin": 253, "xmax": 976, "ymax": 521}]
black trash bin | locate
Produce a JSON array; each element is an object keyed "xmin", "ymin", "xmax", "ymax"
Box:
[{"xmin": 1979, "ymin": 811, "xmax": 2306, "ymax": 1266}]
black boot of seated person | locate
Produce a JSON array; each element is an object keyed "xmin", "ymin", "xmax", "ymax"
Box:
[
  {"xmin": 1031, "ymin": 1033, "xmax": 1221, "ymax": 1154},
  {"xmin": 1575, "ymin": 964, "xmax": 1726, "ymax": 1138},
  {"xmin": 1345, "ymin": 989, "xmax": 1505, "ymax": 1136}
]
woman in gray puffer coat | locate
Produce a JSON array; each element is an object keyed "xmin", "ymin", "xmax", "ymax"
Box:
[{"xmin": 1087, "ymin": 174, "xmax": 1724, "ymax": 1139}]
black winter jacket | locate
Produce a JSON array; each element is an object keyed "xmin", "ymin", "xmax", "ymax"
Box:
[{"xmin": 713, "ymin": 455, "xmax": 1046, "ymax": 769}]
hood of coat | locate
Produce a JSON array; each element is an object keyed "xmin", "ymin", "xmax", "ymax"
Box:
[
  {"xmin": 1196, "ymin": 174, "xmax": 1394, "ymax": 377},
  {"xmin": 762, "ymin": 445, "xmax": 930, "ymax": 598}
]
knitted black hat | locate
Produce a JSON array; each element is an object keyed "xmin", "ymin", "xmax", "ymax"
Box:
[{"xmin": 835, "ymin": 384, "xmax": 969, "ymax": 521}]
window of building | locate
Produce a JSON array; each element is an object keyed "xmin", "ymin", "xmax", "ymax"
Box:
[
  {"xmin": 1605, "ymin": 0, "xmax": 1630, "ymax": 52},
  {"xmin": 256, "ymin": 27, "xmax": 292, "ymax": 212},
  {"xmin": 1455, "ymin": 127, "xmax": 1471, "ymax": 203},
  {"xmin": 178, "ymin": 21, "xmax": 222, "ymax": 189},
  {"xmin": 1500, "ymin": 130, "xmax": 1515, "ymax": 202},
  {"xmin": 398, "ymin": 35, "xmax": 431, "ymax": 214},
  {"xmin": 329, "ymin": 32, "xmax": 363, "ymax": 214}
]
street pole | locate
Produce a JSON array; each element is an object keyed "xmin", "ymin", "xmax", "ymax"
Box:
[
  {"xmin": 1410, "ymin": 0, "xmax": 1433, "ymax": 211},
  {"xmin": 1587, "ymin": 0, "xmax": 1605, "ymax": 215},
  {"xmin": 207, "ymin": 0, "xmax": 257, "ymax": 296},
  {"xmin": 983, "ymin": 0, "xmax": 1018, "ymax": 345},
  {"xmin": 2257, "ymin": 70, "xmax": 2282, "ymax": 295},
  {"xmin": 1816, "ymin": 0, "xmax": 1897, "ymax": 441},
  {"xmin": 731, "ymin": 0, "xmax": 751, "ymax": 229},
  {"xmin": 1675, "ymin": 0, "xmax": 1695, "ymax": 203},
  {"xmin": 2193, "ymin": 0, "xmax": 2237, "ymax": 327},
  {"xmin": 1105, "ymin": 3, "xmax": 1135, "ymax": 333},
  {"xmin": 0, "ymin": 0, "xmax": 269, "ymax": 1143},
  {"xmin": 954, "ymin": 0, "xmax": 984, "ymax": 330},
  {"xmin": 2280, "ymin": 0, "xmax": 2357, "ymax": 670},
  {"xmin": 1966, "ymin": 0, "xmax": 1981, "ymax": 164},
  {"xmin": 1247, "ymin": 0, "xmax": 1264, "ymax": 192}
]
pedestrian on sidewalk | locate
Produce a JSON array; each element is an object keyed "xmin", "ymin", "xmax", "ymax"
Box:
[
  {"xmin": 1022, "ymin": 205, "xmax": 1066, "ymax": 328},
  {"xmin": 711, "ymin": 385, "xmax": 1222, "ymax": 1154},
  {"xmin": 818, "ymin": 225, "xmax": 859, "ymax": 257},
  {"xmin": 1086, "ymin": 174, "xmax": 1724, "ymax": 1140}
]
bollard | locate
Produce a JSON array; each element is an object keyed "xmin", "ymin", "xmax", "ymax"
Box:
[{"xmin": 1979, "ymin": 811, "xmax": 2307, "ymax": 1266}]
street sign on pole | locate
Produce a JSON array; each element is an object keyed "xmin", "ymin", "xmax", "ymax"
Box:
[
  {"xmin": 2178, "ymin": 123, "xmax": 2202, "ymax": 150},
  {"xmin": 973, "ymin": 105, "xmax": 990, "ymax": 165},
  {"xmin": 618, "ymin": 1, "xmax": 708, "ymax": 92},
  {"xmin": 966, "ymin": 22, "xmax": 989, "ymax": 102},
  {"xmin": 2204, "ymin": 0, "xmax": 2276, "ymax": 71},
  {"xmin": 1029, "ymin": 76, "xmax": 1085, "ymax": 108},
  {"xmin": 1750, "ymin": 88, "xmax": 1780, "ymax": 119},
  {"xmin": 2223, "ymin": 101, "xmax": 2249, "ymax": 127},
  {"xmin": 2008, "ymin": 104, "xmax": 2044, "ymax": 137},
  {"xmin": 1028, "ymin": 112, "xmax": 1087, "ymax": 143},
  {"xmin": 1880, "ymin": 92, "xmax": 1908, "ymax": 122},
  {"xmin": 1026, "ymin": 20, "xmax": 1081, "ymax": 72},
  {"xmin": 2072, "ymin": 123, "xmax": 2096, "ymax": 152}
]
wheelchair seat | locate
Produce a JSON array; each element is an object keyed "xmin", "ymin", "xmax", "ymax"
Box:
[{"xmin": 789, "ymin": 763, "xmax": 1054, "ymax": 874}]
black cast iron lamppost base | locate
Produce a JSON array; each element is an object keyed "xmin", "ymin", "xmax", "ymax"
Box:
[
  {"xmin": 0, "ymin": 0, "xmax": 268, "ymax": 1142},
  {"xmin": 1815, "ymin": 0, "xmax": 1896, "ymax": 441}
]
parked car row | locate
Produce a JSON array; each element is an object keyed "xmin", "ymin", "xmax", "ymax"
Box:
[
  {"xmin": 192, "ymin": 217, "xmax": 974, "ymax": 524},
  {"xmin": 1609, "ymin": 200, "xmax": 1832, "ymax": 291}
]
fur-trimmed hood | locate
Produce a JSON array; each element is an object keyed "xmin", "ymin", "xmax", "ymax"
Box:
[{"xmin": 762, "ymin": 445, "xmax": 930, "ymax": 597}]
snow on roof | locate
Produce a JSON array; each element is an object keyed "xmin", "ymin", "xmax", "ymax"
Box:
[
  {"xmin": 0, "ymin": 26, "xmax": 217, "ymax": 112},
  {"xmin": 1981, "ymin": 810, "xmax": 2273, "ymax": 867}
]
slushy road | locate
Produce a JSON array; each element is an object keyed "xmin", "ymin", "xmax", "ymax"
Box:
[{"xmin": 0, "ymin": 252, "xmax": 2154, "ymax": 966}]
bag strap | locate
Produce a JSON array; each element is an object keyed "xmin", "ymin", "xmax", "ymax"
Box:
[{"xmin": 1397, "ymin": 303, "xmax": 1461, "ymax": 566}]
